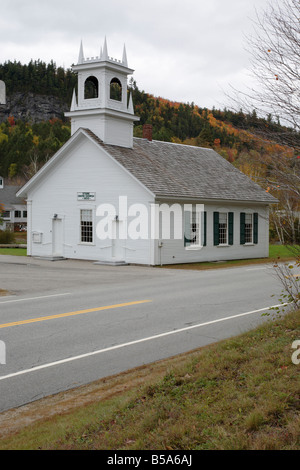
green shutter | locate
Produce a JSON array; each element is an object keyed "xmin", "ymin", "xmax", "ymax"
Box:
[
  {"xmin": 253, "ymin": 212, "xmax": 258, "ymax": 244},
  {"xmin": 228, "ymin": 212, "xmax": 234, "ymax": 245},
  {"xmin": 213, "ymin": 212, "xmax": 219, "ymax": 246},
  {"xmin": 203, "ymin": 211, "xmax": 207, "ymax": 246},
  {"xmin": 184, "ymin": 211, "xmax": 191, "ymax": 247},
  {"xmin": 240, "ymin": 212, "xmax": 245, "ymax": 245}
]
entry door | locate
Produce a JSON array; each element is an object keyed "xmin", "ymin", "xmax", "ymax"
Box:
[
  {"xmin": 52, "ymin": 218, "xmax": 63, "ymax": 256},
  {"xmin": 112, "ymin": 219, "xmax": 124, "ymax": 259}
]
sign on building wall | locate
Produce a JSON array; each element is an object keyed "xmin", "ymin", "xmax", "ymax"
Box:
[{"xmin": 77, "ymin": 192, "xmax": 96, "ymax": 201}]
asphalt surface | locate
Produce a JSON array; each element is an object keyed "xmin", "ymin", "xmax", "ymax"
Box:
[{"xmin": 0, "ymin": 255, "xmax": 288, "ymax": 412}]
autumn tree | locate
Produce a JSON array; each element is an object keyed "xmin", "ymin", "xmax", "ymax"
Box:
[
  {"xmin": 230, "ymin": 0, "xmax": 300, "ymax": 242},
  {"xmin": 230, "ymin": 0, "xmax": 300, "ymax": 149}
]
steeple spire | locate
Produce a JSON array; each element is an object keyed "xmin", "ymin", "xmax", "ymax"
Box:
[
  {"xmin": 128, "ymin": 92, "xmax": 134, "ymax": 114},
  {"xmin": 70, "ymin": 88, "xmax": 77, "ymax": 111},
  {"xmin": 78, "ymin": 40, "xmax": 84, "ymax": 64},
  {"xmin": 122, "ymin": 44, "xmax": 128, "ymax": 67},
  {"xmin": 102, "ymin": 37, "xmax": 108, "ymax": 60}
]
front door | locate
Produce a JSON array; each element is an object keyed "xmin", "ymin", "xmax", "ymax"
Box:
[
  {"xmin": 52, "ymin": 218, "xmax": 63, "ymax": 257},
  {"xmin": 112, "ymin": 219, "xmax": 124, "ymax": 260}
]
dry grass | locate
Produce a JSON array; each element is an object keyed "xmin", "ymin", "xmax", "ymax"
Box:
[
  {"xmin": 0, "ymin": 289, "xmax": 9, "ymax": 296},
  {"xmin": 0, "ymin": 309, "xmax": 299, "ymax": 450}
]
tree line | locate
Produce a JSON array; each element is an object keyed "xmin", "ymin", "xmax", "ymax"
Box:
[
  {"xmin": 0, "ymin": 60, "xmax": 299, "ymax": 244},
  {"xmin": 0, "ymin": 59, "xmax": 76, "ymax": 103}
]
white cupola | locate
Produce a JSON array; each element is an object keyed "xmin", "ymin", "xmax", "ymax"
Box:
[{"xmin": 65, "ymin": 38, "xmax": 139, "ymax": 148}]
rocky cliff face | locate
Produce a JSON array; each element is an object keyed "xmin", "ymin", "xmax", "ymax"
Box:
[{"xmin": 0, "ymin": 92, "xmax": 70, "ymax": 122}]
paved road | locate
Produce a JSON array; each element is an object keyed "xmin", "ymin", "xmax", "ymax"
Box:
[{"xmin": 0, "ymin": 255, "xmax": 289, "ymax": 412}]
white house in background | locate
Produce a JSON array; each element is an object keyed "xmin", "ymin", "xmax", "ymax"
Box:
[
  {"xmin": 17, "ymin": 39, "xmax": 277, "ymax": 265},
  {"xmin": 0, "ymin": 179, "xmax": 27, "ymax": 231}
]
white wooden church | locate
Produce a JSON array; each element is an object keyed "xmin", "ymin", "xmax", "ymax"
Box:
[{"xmin": 17, "ymin": 39, "xmax": 277, "ymax": 265}]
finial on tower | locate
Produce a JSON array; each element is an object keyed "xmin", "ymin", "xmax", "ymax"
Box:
[
  {"xmin": 78, "ymin": 40, "xmax": 84, "ymax": 64},
  {"xmin": 122, "ymin": 44, "xmax": 128, "ymax": 67},
  {"xmin": 102, "ymin": 37, "xmax": 108, "ymax": 60},
  {"xmin": 70, "ymin": 88, "xmax": 77, "ymax": 111},
  {"xmin": 128, "ymin": 92, "xmax": 134, "ymax": 114}
]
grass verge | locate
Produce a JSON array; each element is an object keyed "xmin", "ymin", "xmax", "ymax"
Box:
[
  {"xmin": 161, "ymin": 245, "xmax": 297, "ymax": 270},
  {"xmin": 0, "ymin": 244, "xmax": 296, "ymax": 264},
  {"xmin": 0, "ymin": 309, "xmax": 299, "ymax": 450},
  {"xmin": 0, "ymin": 248, "xmax": 27, "ymax": 256},
  {"xmin": 0, "ymin": 289, "xmax": 9, "ymax": 296}
]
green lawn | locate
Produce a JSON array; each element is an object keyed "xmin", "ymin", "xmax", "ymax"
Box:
[
  {"xmin": 269, "ymin": 244, "xmax": 299, "ymax": 259},
  {"xmin": 162, "ymin": 244, "xmax": 298, "ymax": 270},
  {"xmin": 0, "ymin": 248, "xmax": 27, "ymax": 256}
]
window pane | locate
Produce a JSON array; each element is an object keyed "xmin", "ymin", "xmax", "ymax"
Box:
[
  {"xmin": 245, "ymin": 213, "xmax": 253, "ymax": 243},
  {"xmin": 80, "ymin": 209, "xmax": 93, "ymax": 243},
  {"xmin": 219, "ymin": 212, "xmax": 227, "ymax": 244},
  {"xmin": 190, "ymin": 211, "xmax": 200, "ymax": 245}
]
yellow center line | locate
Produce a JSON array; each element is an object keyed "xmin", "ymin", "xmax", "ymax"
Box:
[{"xmin": 0, "ymin": 300, "xmax": 152, "ymax": 329}]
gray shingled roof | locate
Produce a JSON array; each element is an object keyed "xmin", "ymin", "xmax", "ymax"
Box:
[
  {"xmin": 84, "ymin": 129, "xmax": 277, "ymax": 204},
  {"xmin": 0, "ymin": 185, "xmax": 25, "ymax": 209}
]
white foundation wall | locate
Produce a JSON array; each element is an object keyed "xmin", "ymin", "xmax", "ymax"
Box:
[
  {"xmin": 152, "ymin": 202, "xmax": 270, "ymax": 266},
  {"xmin": 27, "ymin": 136, "xmax": 154, "ymax": 264}
]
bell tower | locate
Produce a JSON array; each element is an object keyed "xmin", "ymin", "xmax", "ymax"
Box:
[{"xmin": 65, "ymin": 38, "xmax": 139, "ymax": 148}]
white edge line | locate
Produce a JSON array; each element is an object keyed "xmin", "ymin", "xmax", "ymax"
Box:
[
  {"xmin": 0, "ymin": 293, "xmax": 71, "ymax": 304},
  {"xmin": 0, "ymin": 302, "xmax": 288, "ymax": 381}
]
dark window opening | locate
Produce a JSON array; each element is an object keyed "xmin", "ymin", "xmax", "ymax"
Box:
[
  {"xmin": 110, "ymin": 78, "xmax": 122, "ymax": 101},
  {"xmin": 84, "ymin": 76, "xmax": 99, "ymax": 99}
]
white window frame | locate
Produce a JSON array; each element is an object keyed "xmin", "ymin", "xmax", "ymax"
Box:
[
  {"xmin": 218, "ymin": 212, "xmax": 228, "ymax": 245},
  {"xmin": 185, "ymin": 210, "xmax": 201, "ymax": 249},
  {"xmin": 79, "ymin": 208, "xmax": 94, "ymax": 245},
  {"xmin": 244, "ymin": 213, "xmax": 253, "ymax": 244}
]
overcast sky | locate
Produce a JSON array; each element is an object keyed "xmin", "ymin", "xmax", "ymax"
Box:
[{"xmin": 0, "ymin": 0, "xmax": 270, "ymax": 110}]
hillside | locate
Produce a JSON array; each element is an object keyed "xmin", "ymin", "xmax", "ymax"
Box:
[{"xmin": 0, "ymin": 60, "xmax": 299, "ymax": 187}]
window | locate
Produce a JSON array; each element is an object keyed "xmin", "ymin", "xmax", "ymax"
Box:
[
  {"xmin": 219, "ymin": 213, "xmax": 228, "ymax": 245},
  {"xmin": 2, "ymin": 211, "xmax": 10, "ymax": 219},
  {"xmin": 110, "ymin": 78, "xmax": 122, "ymax": 101},
  {"xmin": 184, "ymin": 210, "xmax": 206, "ymax": 248},
  {"xmin": 80, "ymin": 209, "xmax": 93, "ymax": 243},
  {"xmin": 14, "ymin": 210, "xmax": 21, "ymax": 218},
  {"xmin": 23, "ymin": 211, "xmax": 27, "ymax": 218},
  {"xmin": 214, "ymin": 212, "xmax": 234, "ymax": 246},
  {"xmin": 245, "ymin": 213, "xmax": 253, "ymax": 243},
  {"xmin": 0, "ymin": 177, "xmax": 3, "ymax": 188},
  {"xmin": 84, "ymin": 76, "xmax": 99, "ymax": 99},
  {"xmin": 240, "ymin": 212, "xmax": 258, "ymax": 244}
]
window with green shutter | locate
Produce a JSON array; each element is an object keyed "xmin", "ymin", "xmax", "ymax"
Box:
[
  {"xmin": 214, "ymin": 212, "xmax": 234, "ymax": 246},
  {"xmin": 184, "ymin": 209, "xmax": 206, "ymax": 248},
  {"xmin": 240, "ymin": 212, "xmax": 258, "ymax": 244}
]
